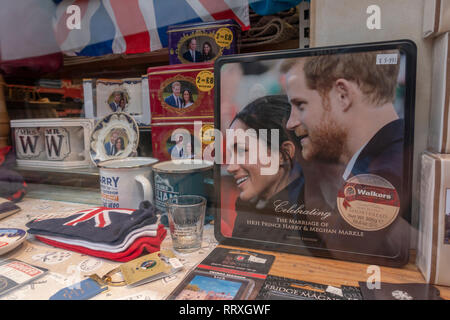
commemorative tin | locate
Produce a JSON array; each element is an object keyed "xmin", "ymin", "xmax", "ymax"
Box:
[
  {"xmin": 152, "ymin": 159, "xmax": 214, "ymax": 224},
  {"xmin": 168, "ymin": 19, "xmax": 241, "ymax": 65},
  {"xmin": 151, "ymin": 121, "xmax": 215, "ymax": 162},
  {"xmin": 214, "ymin": 40, "xmax": 417, "ymax": 267},
  {"xmin": 147, "ymin": 62, "xmax": 215, "ymax": 122},
  {"xmin": 11, "ymin": 118, "xmax": 95, "ymax": 168}
]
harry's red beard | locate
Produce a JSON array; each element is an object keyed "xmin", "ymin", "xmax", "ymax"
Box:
[{"xmin": 301, "ymin": 114, "xmax": 347, "ymax": 163}]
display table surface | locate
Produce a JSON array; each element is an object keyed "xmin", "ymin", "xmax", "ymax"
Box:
[
  {"xmin": 0, "ymin": 197, "xmax": 218, "ymax": 300},
  {"xmin": 1, "ymin": 197, "xmax": 449, "ymax": 300}
]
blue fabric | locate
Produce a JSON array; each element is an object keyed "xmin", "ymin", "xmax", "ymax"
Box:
[
  {"xmin": 26, "ymin": 201, "xmax": 158, "ymax": 244},
  {"xmin": 49, "ymin": 278, "xmax": 107, "ymax": 300},
  {"xmin": 153, "ymin": 1, "xmax": 203, "ymax": 48},
  {"xmin": 250, "ymin": 0, "xmax": 306, "ymax": 15},
  {"xmin": 78, "ymin": 1, "xmax": 115, "ymax": 56}
]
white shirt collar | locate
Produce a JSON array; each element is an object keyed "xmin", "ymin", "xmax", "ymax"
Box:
[{"xmin": 342, "ymin": 142, "xmax": 367, "ymax": 181}]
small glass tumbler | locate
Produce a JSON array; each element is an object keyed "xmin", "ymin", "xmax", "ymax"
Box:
[{"xmin": 166, "ymin": 195, "xmax": 206, "ymax": 253}]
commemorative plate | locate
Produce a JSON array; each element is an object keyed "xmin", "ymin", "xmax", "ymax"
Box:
[
  {"xmin": 0, "ymin": 228, "xmax": 27, "ymax": 256},
  {"xmin": 89, "ymin": 112, "xmax": 140, "ymax": 165}
]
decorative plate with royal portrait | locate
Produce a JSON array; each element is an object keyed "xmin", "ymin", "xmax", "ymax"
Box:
[
  {"xmin": 89, "ymin": 112, "xmax": 139, "ymax": 165},
  {"xmin": 0, "ymin": 228, "xmax": 27, "ymax": 256}
]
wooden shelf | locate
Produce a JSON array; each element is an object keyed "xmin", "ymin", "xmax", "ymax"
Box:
[{"xmin": 41, "ymin": 39, "xmax": 299, "ymax": 80}]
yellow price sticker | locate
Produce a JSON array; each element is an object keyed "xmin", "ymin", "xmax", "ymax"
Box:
[
  {"xmin": 196, "ymin": 70, "xmax": 214, "ymax": 92},
  {"xmin": 215, "ymin": 28, "xmax": 233, "ymax": 47},
  {"xmin": 201, "ymin": 124, "xmax": 215, "ymax": 145}
]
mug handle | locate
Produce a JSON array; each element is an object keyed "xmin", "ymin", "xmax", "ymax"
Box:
[{"xmin": 135, "ymin": 175, "xmax": 154, "ymax": 205}]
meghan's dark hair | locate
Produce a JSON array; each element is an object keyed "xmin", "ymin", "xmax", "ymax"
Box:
[{"xmin": 230, "ymin": 95, "xmax": 297, "ymax": 168}]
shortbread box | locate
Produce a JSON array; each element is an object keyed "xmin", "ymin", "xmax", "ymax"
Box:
[
  {"xmin": 147, "ymin": 62, "xmax": 214, "ymax": 122},
  {"xmin": 151, "ymin": 121, "xmax": 215, "ymax": 162},
  {"xmin": 168, "ymin": 19, "xmax": 240, "ymax": 65},
  {"xmin": 416, "ymin": 151, "xmax": 450, "ymax": 286},
  {"xmin": 428, "ymin": 32, "xmax": 450, "ymax": 153},
  {"xmin": 11, "ymin": 118, "xmax": 95, "ymax": 168},
  {"xmin": 423, "ymin": 0, "xmax": 450, "ymax": 38}
]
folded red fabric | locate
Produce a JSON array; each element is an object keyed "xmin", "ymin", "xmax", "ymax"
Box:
[{"xmin": 35, "ymin": 225, "xmax": 167, "ymax": 262}]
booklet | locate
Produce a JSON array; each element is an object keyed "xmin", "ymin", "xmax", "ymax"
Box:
[
  {"xmin": 256, "ymin": 275, "xmax": 363, "ymax": 300},
  {"xmin": 0, "ymin": 259, "xmax": 48, "ymax": 297},
  {"xmin": 167, "ymin": 247, "xmax": 275, "ymax": 300},
  {"xmin": 0, "ymin": 198, "xmax": 20, "ymax": 221}
]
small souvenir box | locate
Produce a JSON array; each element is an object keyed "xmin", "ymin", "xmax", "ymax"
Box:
[
  {"xmin": 168, "ymin": 19, "xmax": 241, "ymax": 65},
  {"xmin": 82, "ymin": 75, "xmax": 151, "ymax": 125},
  {"xmin": 428, "ymin": 32, "xmax": 450, "ymax": 153},
  {"xmin": 11, "ymin": 118, "xmax": 95, "ymax": 168},
  {"xmin": 416, "ymin": 151, "xmax": 450, "ymax": 286},
  {"xmin": 147, "ymin": 62, "xmax": 214, "ymax": 122},
  {"xmin": 151, "ymin": 121, "xmax": 215, "ymax": 162}
]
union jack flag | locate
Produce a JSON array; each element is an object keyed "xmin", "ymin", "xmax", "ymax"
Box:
[
  {"xmin": 52, "ymin": 0, "xmax": 250, "ymax": 56},
  {"xmin": 64, "ymin": 207, "xmax": 135, "ymax": 228}
]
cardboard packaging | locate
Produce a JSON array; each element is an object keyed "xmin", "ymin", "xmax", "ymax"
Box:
[
  {"xmin": 147, "ymin": 62, "xmax": 214, "ymax": 122},
  {"xmin": 167, "ymin": 19, "xmax": 240, "ymax": 65},
  {"xmin": 417, "ymin": 151, "xmax": 450, "ymax": 286},
  {"xmin": 423, "ymin": 0, "xmax": 450, "ymax": 38},
  {"xmin": 82, "ymin": 76, "xmax": 151, "ymax": 125},
  {"xmin": 428, "ymin": 32, "xmax": 450, "ymax": 153},
  {"xmin": 11, "ymin": 118, "xmax": 95, "ymax": 168}
]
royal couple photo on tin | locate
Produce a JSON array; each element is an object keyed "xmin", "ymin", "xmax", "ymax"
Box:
[
  {"xmin": 163, "ymin": 81, "xmax": 197, "ymax": 109},
  {"xmin": 214, "ymin": 42, "xmax": 415, "ymax": 266},
  {"xmin": 181, "ymin": 37, "xmax": 217, "ymax": 63}
]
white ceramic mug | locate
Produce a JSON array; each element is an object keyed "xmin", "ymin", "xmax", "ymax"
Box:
[{"xmin": 98, "ymin": 157, "xmax": 159, "ymax": 209}]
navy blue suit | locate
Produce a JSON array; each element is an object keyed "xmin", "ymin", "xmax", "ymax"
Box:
[
  {"xmin": 109, "ymin": 102, "xmax": 120, "ymax": 112},
  {"xmin": 325, "ymin": 119, "xmax": 409, "ymax": 264},
  {"xmin": 350, "ymin": 119, "xmax": 404, "ymax": 194},
  {"xmin": 183, "ymin": 50, "xmax": 203, "ymax": 62},
  {"xmin": 104, "ymin": 142, "xmax": 115, "ymax": 156},
  {"xmin": 164, "ymin": 94, "xmax": 183, "ymax": 108}
]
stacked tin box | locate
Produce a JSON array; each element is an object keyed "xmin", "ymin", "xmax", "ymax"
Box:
[
  {"xmin": 147, "ymin": 19, "xmax": 240, "ymax": 161},
  {"xmin": 147, "ymin": 62, "xmax": 215, "ymax": 161},
  {"xmin": 417, "ymin": 1, "xmax": 450, "ymax": 286}
]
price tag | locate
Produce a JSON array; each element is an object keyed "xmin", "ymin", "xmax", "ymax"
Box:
[
  {"xmin": 169, "ymin": 258, "xmax": 183, "ymax": 269},
  {"xmin": 248, "ymin": 255, "xmax": 267, "ymax": 264},
  {"xmin": 196, "ymin": 70, "xmax": 214, "ymax": 92},
  {"xmin": 376, "ymin": 54, "xmax": 398, "ymax": 65},
  {"xmin": 215, "ymin": 28, "xmax": 233, "ymax": 47}
]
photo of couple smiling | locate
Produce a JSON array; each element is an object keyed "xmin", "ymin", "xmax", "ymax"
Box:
[{"xmin": 218, "ymin": 44, "xmax": 414, "ymax": 265}]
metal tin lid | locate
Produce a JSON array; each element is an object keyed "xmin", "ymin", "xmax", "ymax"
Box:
[
  {"xmin": 152, "ymin": 159, "xmax": 213, "ymax": 173},
  {"xmin": 167, "ymin": 19, "xmax": 239, "ymax": 32},
  {"xmin": 98, "ymin": 157, "xmax": 159, "ymax": 169}
]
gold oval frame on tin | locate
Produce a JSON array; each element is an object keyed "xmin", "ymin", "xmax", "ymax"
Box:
[
  {"xmin": 176, "ymin": 30, "xmax": 224, "ymax": 64},
  {"xmin": 158, "ymin": 75, "xmax": 205, "ymax": 115}
]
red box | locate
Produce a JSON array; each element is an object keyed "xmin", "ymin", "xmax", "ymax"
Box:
[
  {"xmin": 147, "ymin": 62, "xmax": 214, "ymax": 122},
  {"xmin": 151, "ymin": 121, "xmax": 215, "ymax": 161}
]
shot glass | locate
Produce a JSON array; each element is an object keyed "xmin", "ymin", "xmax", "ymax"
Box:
[{"xmin": 166, "ymin": 195, "xmax": 206, "ymax": 253}]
